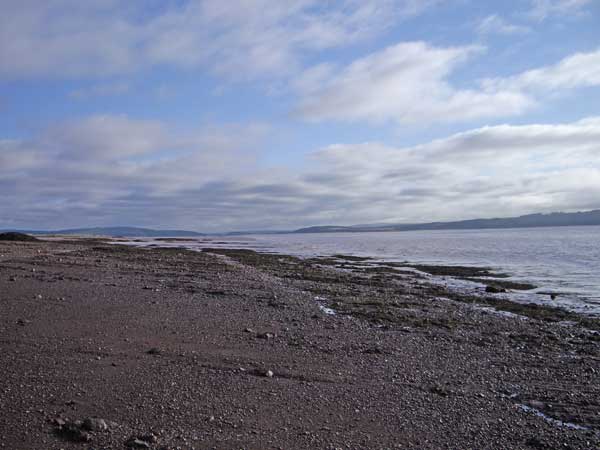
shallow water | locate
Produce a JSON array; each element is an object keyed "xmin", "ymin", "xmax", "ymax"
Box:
[{"xmin": 117, "ymin": 225, "xmax": 600, "ymax": 316}]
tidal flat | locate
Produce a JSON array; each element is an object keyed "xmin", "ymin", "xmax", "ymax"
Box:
[{"xmin": 1, "ymin": 239, "xmax": 599, "ymax": 449}]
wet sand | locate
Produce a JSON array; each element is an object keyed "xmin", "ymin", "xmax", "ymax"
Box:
[{"xmin": 0, "ymin": 239, "xmax": 599, "ymax": 449}]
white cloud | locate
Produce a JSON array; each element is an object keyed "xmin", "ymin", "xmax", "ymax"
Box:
[
  {"xmin": 483, "ymin": 47, "xmax": 600, "ymax": 92},
  {"xmin": 295, "ymin": 41, "xmax": 533, "ymax": 125},
  {"xmin": 0, "ymin": 0, "xmax": 440, "ymax": 80},
  {"xmin": 296, "ymin": 44, "xmax": 600, "ymax": 126},
  {"xmin": 528, "ymin": 0, "xmax": 593, "ymax": 21},
  {"xmin": 476, "ymin": 15, "xmax": 531, "ymax": 35},
  {"xmin": 1, "ymin": 115, "xmax": 599, "ymax": 230}
]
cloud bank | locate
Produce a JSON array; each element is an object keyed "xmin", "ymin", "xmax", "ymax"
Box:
[{"xmin": 1, "ymin": 115, "xmax": 599, "ymax": 231}]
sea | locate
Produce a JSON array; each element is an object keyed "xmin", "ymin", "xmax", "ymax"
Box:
[{"xmin": 119, "ymin": 225, "xmax": 600, "ymax": 316}]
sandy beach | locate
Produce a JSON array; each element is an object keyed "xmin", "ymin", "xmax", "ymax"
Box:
[{"xmin": 1, "ymin": 238, "xmax": 599, "ymax": 449}]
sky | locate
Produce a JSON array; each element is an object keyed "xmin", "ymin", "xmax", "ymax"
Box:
[{"xmin": 1, "ymin": 0, "xmax": 599, "ymax": 232}]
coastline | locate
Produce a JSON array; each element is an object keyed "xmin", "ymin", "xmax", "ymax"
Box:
[{"xmin": 1, "ymin": 238, "xmax": 599, "ymax": 449}]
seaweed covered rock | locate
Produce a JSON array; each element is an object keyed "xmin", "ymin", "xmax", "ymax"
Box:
[{"xmin": 0, "ymin": 232, "xmax": 39, "ymax": 242}]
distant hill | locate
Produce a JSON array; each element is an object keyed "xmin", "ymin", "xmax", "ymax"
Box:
[
  {"xmin": 1, "ymin": 227, "xmax": 204, "ymax": 238},
  {"xmin": 4, "ymin": 210, "xmax": 600, "ymax": 238},
  {"xmin": 295, "ymin": 210, "xmax": 600, "ymax": 234}
]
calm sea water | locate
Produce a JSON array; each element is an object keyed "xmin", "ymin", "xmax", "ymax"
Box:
[{"xmin": 122, "ymin": 226, "xmax": 600, "ymax": 316}]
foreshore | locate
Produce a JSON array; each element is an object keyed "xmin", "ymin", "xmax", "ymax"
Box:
[{"xmin": 1, "ymin": 238, "xmax": 599, "ymax": 449}]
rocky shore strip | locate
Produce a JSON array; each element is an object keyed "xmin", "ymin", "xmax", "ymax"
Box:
[{"xmin": 0, "ymin": 238, "xmax": 599, "ymax": 449}]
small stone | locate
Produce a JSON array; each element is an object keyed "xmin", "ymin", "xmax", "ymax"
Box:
[
  {"xmin": 264, "ymin": 370, "xmax": 274, "ymax": 378},
  {"xmin": 244, "ymin": 328, "xmax": 254, "ymax": 333},
  {"xmin": 146, "ymin": 347, "xmax": 161, "ymax": 355}
]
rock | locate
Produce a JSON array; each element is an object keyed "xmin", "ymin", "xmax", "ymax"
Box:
[
  {"xmin": 257, "ymin": 332, "xmax": 274, "ymax": 340},
  {"xmin": 146, "ymin": 347, "xmax": 161, "ymax": 355},
  {"xmin": 244, "ymin": 328, "xmax": 254, "ymax": 333},
  {"xmin": 82, "ymin": 417, "xmax": 108, "ymax": 432},
  {"xmin": 253, "ymin": 368, "xmax": 275, "ymax": 378},
  {"xmin": 485, "ymin": 285, "xmax": 506, "ymax": 294}
]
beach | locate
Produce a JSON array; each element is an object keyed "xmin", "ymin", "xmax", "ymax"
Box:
[{"xmin": 1, "ymin": 238, "xmax": 599, "ymax": 449}]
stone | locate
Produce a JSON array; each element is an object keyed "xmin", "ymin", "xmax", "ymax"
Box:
[{"xmin": 146, "ymin": 347, "xmax": 161, "ymax": 355}]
